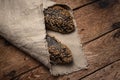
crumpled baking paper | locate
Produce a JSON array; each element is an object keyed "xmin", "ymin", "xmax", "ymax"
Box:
[{"xmin": 0, "ymin": 0, "xmax": 88, "ymax": 75}]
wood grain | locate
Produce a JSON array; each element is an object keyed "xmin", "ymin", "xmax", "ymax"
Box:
[
  {"xmin": 82, "ymin": 60, "xmax": 120, "ymax": 80},
  {"xmin": 74, "ymin": 0, "xmax": 120, "ymax": 43},
  {"xmin": 52, "ymin": 0, "xmax": 92, "ymax": 9},
  {"xmin": 57, "ymin": 29, "xmax": 120, "ymax": 80},
  {"xmin": 16, "ymin": 67, "xmax": 58, "ymax": 80}
]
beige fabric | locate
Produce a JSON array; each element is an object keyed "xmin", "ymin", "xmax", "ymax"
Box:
[
  {"xmin": 0, "ymin": 0, "xmax": 87, "ymax": 75},
  {"xmin": 0, "ymin": 0, "xmax": 50, "ymax": 68}
]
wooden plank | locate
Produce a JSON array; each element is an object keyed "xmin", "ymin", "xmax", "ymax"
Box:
[
  {"xmin": 56, "ymin": 29, "xmax": 120, "ymax": 80},
  {"xmin": 52, "ymin": 0, "xmax": 93, "ymax": 9},
  {"xmin": 74, "ymin": 0, "xmax": 120, "ymax": 43},
  {"xmin": 82, "ymin": 60, "xmax": 120, "ymax": 80},
  {"xmin": 0, "ymin": 37, "xmax": 39, "ymax": 80},
  {"xmin": 15, "ymin": 67, "xmax": 58, "ymax": 80}
]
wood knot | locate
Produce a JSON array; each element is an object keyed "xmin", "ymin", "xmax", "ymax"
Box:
[
  {"xmin": 113, "ymin": 29, "xmax": 120, "ymax": 39},
  {"xmin": 98, "ymin": 0, "xmax": 109, "ymax": 8},
  {"xmin": 4, "ymin": 70, "xmax": 17, "ymax": 79},
  {"xmin": 112, "ymin": 22, "xmax": 120, "ymax": 30},
  {"xmin": 98, "ymin": 0, "xmax": 118, "ymax": 8}
]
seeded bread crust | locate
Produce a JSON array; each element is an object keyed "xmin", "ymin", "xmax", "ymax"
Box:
[
  {"xmin": 44, "ymin": 5, "xmax": 74, "ymax": 65},
  {"xmin": 46, "ymin": 35, "xmax": 73, "ymax": 65},
  {"xmin": 44, "ymin": 5, "xmax": 75, "ymax": 34}
]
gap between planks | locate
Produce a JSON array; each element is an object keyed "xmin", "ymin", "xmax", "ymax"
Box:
[
  {"xmin": 73, "ymin": 0, "xmax": 100, "ymax": 11},
  {"xmin": 83, "ymin": 28, "xmax": 120, "ymax": 46},
  {"xmin": 79, "ymin": 59, "xmax": 120, "ymax": 80}
]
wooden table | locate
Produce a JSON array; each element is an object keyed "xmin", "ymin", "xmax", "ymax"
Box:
[{"xmin": 0, "ymin": 0, "xmax": 120, "ymax": 80}]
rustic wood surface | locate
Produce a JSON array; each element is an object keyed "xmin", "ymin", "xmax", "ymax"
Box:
[
  {"xmin": 74, "ymin": 0, "xmax": 120, "ymax": 43},
  {"xmin": 0, "ymin": 0, "xmax": 120, "ymax": 80},
  {"xmin": 52, "ymin": 0, "xmax": 95, "ymax": 9},
  {"xmin": 82, "ymin": 61, "xmax": 120, "ymax": 80}
]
